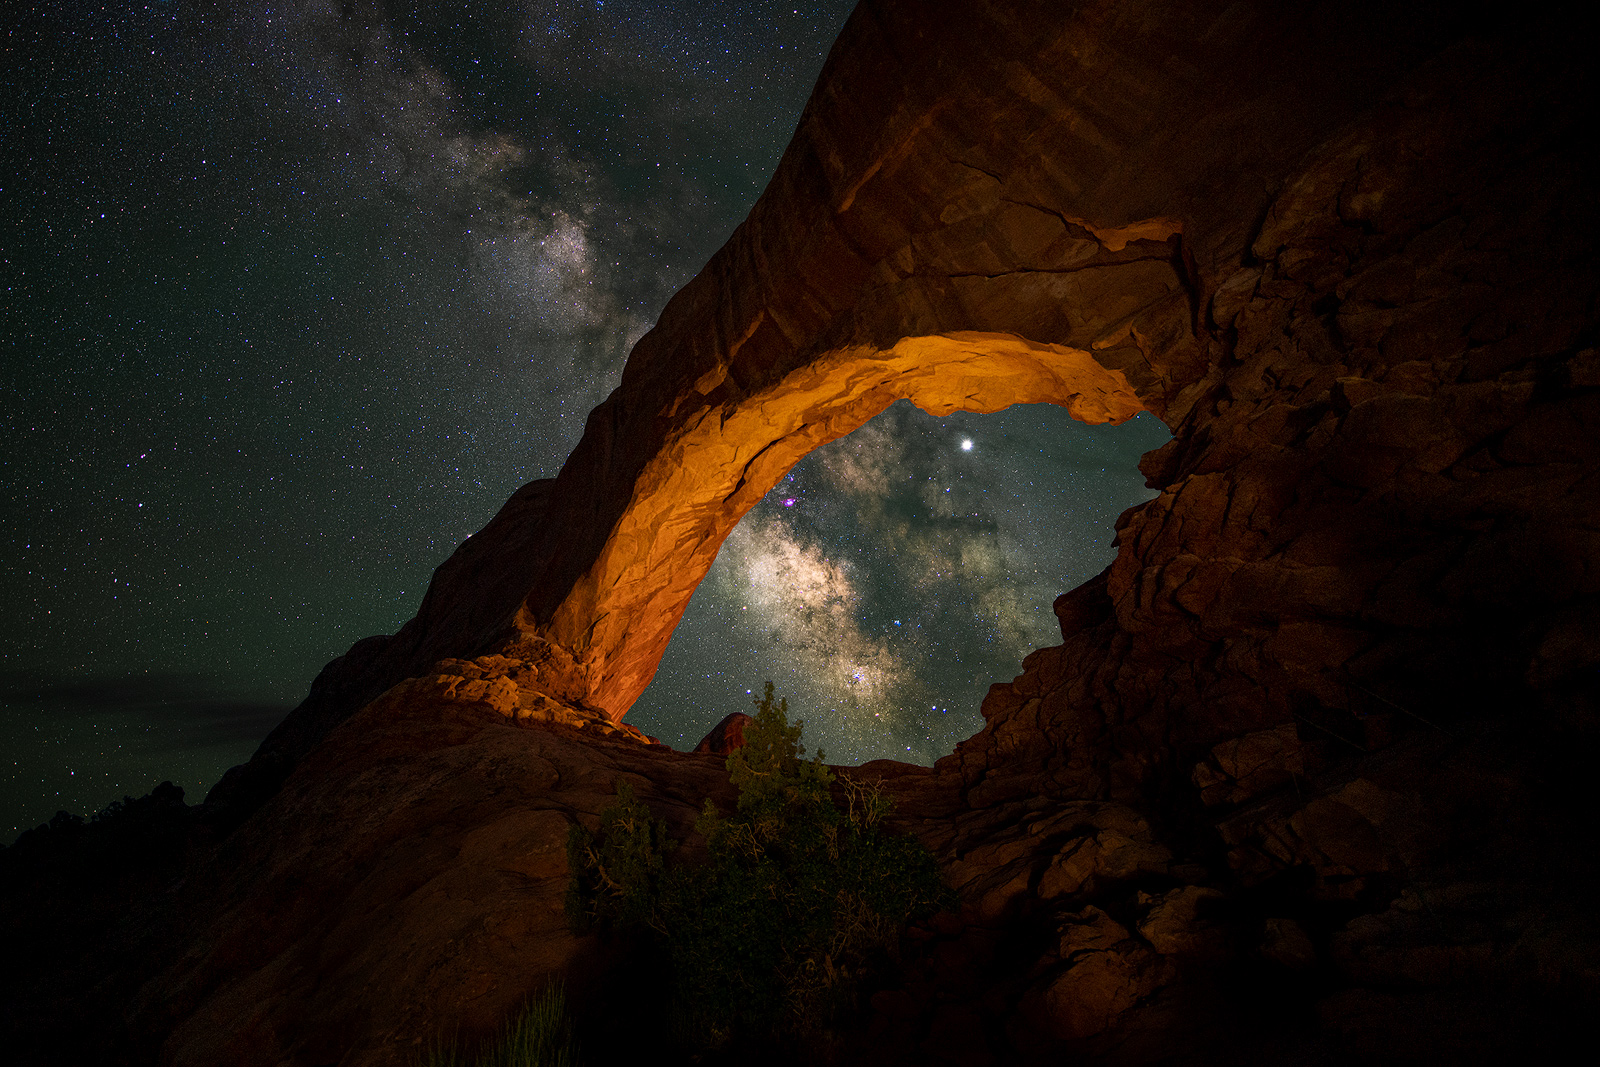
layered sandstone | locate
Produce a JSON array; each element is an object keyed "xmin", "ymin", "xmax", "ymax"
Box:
[
  {"xmin": 216, "ymin": 0, "xmax": 1469, "ymax": 813},
  {"xmin": 7, "ymin": 1, "xmax": 1596, "ymax": 1064}
]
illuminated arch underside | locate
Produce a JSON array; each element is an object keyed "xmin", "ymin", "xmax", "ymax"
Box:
[
  {"xmin": 253, "ymin": 0, "xmax": 1366, "ymax": 760},
  {"xmin": 541, "ymin": 332, "xmax": 1147, "ymax": 719}
]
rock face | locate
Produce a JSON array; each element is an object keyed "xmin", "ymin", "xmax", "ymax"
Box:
[
  {"xmin": 7, "ymin": 1, "xmax": 1597, "ymax": 1064},
  {"xmin": 219, "ymin": 0, "xmax": 1597, "ymax": 817},
  {"xmin": 216, "ymin": 0, "xmax": 1380, "ymax": 808},
  {"xmin": 692, "ymin": 711, "xmax": 752, "ymax": 756},
  {"xmin": 138, "ymin": 694, "xmax": 731, "ymax": 1067}
]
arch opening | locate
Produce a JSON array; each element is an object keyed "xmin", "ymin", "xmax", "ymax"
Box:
[
  {"xmin": 627, "ymin": 398, "xmax": 1171, "ymax": 762},
  {"xmin": 509, "ymin": 330, "xmax": 1171, "ymax": 726}
]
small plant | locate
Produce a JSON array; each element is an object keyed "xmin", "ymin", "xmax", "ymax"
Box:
[
  {"xmin": 564, "ymin": 780, "xmax": 674, "ymax": 934},
  {"xmin": 567, "ymin": 682, "xmax": 951, "ymax": 1054},
  {"xmin": 421, "ymin": 984, "xmax": 580, "ymax": 1067}
]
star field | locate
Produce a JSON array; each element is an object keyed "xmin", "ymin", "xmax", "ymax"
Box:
[
  {"xmin": 1, "ymin": 1, "xmax": 1166, "ymax": 840},
  {"xmin": 630, "ymin": 404, "xmax": 1168, "ymax": 763}
]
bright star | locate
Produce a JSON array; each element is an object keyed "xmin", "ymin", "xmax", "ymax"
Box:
[{"xmin": 960, "ymin": 438, "xmax": 973, "ymax": 451}]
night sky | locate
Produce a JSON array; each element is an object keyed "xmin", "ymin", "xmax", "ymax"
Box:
[{"xmin": 1, "ymin": 0, "xmax": 1168, "ymax": 841}]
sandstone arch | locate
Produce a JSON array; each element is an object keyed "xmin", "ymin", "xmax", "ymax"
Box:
[
  {"xmin": 386, "ymin": 181, "xmax": 1205, "ymax": 726},
  {"xmin": 52, "ymin": 3, "xmax": 1595, "ymax": 1063},
  {"xmin": 215, "ymin": 0, "xmax": 1597, "ymax": 834},
  {"xmin": 539, "ymin": 332, "xmax": 1148, "ymax": 720}
]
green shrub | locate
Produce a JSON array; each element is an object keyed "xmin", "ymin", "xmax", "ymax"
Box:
[
  {"xmin": 567, "ymin": 683, "xmax": 950, "ymax": 1053},
  {"xmin": 564, "ymin": 780, "xmax": 674, "ymax": 934},
  {"xmin": 421, "ymin": 984, "xmax": 580, "ymax": 1067}
]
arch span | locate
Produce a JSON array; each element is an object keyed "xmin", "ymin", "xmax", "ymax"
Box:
[
  {"xmin": 256, "ymin": 193, "xmax": 1199, "ymax": 764},
  {"xmin": 146, "ymin": 5, "xmax": 1600, "ymax": 1061},
  {"xmin": 221, "ymin": 0, "xmax": 1457, "ymax": 802},
  {"xmin": 537, "ymin": 332, "xmax": 1146, "ymax": 720},
  {"xmin": 299, "ymin": 201, "xmax": 1203, "ymax": 734}
]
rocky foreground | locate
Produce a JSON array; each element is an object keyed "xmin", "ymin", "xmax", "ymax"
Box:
[{"xmin": 4, "ymin": 0, "xmax": 1597, "ymax": 1063}]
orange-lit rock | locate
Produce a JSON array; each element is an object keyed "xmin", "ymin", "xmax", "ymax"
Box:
[
  {"xmin": 1017, "ymin": 906, "xmax": 1173, "ymax": 1041},
  {"xmin": 1191, "ymin": 723, "xmax": 1304, "ymax": 807},
  {"xmin": 692, "ymin": 711, "xmax": 751, "ymax": 756},
  {"xmin": 193, "ymin": 3, "xmax": 1597, "ymax": 1056},
  {"xmin": 1137, "ymin": 886, "xmax": 1227, "ymax": 960},
  {"xmin": 142, "ymin": 691, "xmax": 727, "ymax": 1067},
  {"xmin": 416, "ymin": 656, "xmax": 659, "ymax": 745},
  {"xmin": 9, "ymin": 2, "xmax": 1596, "ymax": 1065},
  {"xmin": 226, "ymin": 3, "xmax": 1597, "ymax": 849}
]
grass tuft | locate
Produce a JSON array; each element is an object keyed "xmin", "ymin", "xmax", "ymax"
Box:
[{"xmin": 422, "ymin": 984, "xmax": 580, "ymax": 1067}]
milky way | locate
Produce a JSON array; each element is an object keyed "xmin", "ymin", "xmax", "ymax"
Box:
[
  {"xmin": 632, "ymin": 403, "xmax": 1167, "ymax": 763},
  {"xmin": 1, "ymin": 1, "xmax": 1166, "ymax": 840}
]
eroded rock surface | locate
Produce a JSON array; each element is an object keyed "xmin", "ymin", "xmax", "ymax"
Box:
[
  {"xmin": 143, "ymin": 693, "xmax": 730, "ymax": 1067},
  {"xmin": 7, "ymin": 1, "xmax": 1597, "ymax": 1064},
  {"xmin": 692, "ymin": 711, "xmax": 752, "ymax": 756}
]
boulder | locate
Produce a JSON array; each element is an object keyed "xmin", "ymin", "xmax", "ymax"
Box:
[{"xmin": 692, "ymin": 712, "xmax": 752, "ymax": 756}]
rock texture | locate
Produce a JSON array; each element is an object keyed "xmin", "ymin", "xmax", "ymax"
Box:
[
  {"xmin": 215, "ymin": 0, "xmax": 1598, "ymax": 819},
  {"xmin": 139, "ymin": 694, "xmax": 728, "ymax": 1067},
  {"xmin": 692, "ymin": 711, "xmax": 752, "ymax": 756},
  {"xmin": 6, "ymin": 1, "xmax": 1597, "ymax": 1064}
]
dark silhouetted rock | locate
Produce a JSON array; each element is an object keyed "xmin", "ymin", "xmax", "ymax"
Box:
[{"xmin": 692, "ymin": 712, "xmax": 751, "ymax": 756}]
